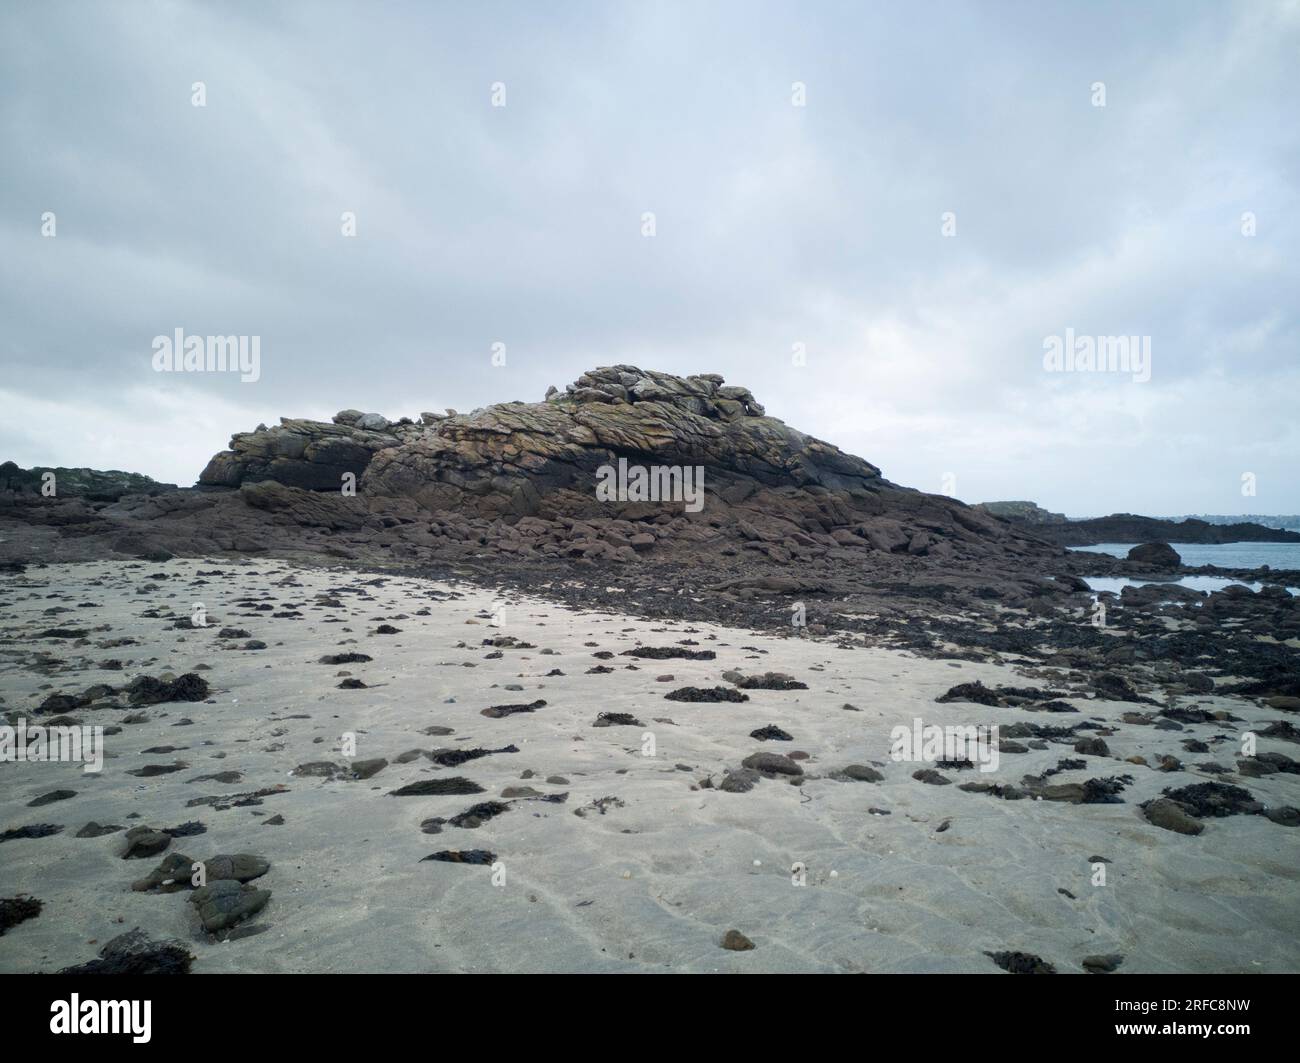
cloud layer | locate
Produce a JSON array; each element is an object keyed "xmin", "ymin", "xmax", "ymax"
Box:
[{"xmin": 2, "ymin": 0, "xmax": 1296, "ymax": 515}]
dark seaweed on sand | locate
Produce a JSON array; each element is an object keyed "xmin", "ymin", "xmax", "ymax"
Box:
[
  {"xmin": 422, "ymin": 850, "xmax": 496, "ymax": 865},
  {"xmin": 594, "ymin": 712, "xmax": 642, "ymax": 727},
  {"xmin": 481, "ymin": 699, "xmax": 546, "ymax": 718},
  {"xmin": 389, "ymin": 777, "xmax": 485, "ymax": 797},
  {"xmin": 665, "ymin": 686, "xmax": 749, "ymax": 703},
  {"xmin": 0, "ymin": 896, "xmax": 42, "ymax": 935},
  {"xmin": 620, "ymin": 647, "xmax": 716, "ymax": 660},
  {"xmin": 448, "ymin": 802, "xmax": 510, "ymax": 828},
  {"xmin": 426, "ymin": 744, "xmax": 519, "ymax": 768},
  {"xmin": 985, "ymin": 950, "xmax": 1056, "ymax": 974},
  {"xmin": 0, "ymin": 824, "xmax": 63, "ymax": 843}
]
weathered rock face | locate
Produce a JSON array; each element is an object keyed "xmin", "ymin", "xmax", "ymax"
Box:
[
  {"xmin": 199, "ymin": 415, "xmax": 417, "ymax": 492},
  {"xmin": 198, "ymin": 368, "xmax": 886, "ymax": 514},
  {"xmin": 363, "ymin": 366, "xmax": 887, "ymax": 520}
]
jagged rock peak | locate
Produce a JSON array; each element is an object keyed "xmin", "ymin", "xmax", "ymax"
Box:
[
  {"xmin": 553, "ymin": 365, "xmax": 766, "ymax": 419},
  {"xmin": 359, "ymin": 364, "xmax": 885, "ymax": 516}
]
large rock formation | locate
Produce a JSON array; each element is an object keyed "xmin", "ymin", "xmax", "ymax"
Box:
[
  {"xmin": 200, "ymin": 367, "xmax": 885, "ymax": 514},
  {"xmin": 4, "ymin": 367, "xmax": 1087, "ymax": 615},
  {"xmin": 182, "ymin": 366, "xmax": 1055, "ymax": 567}
]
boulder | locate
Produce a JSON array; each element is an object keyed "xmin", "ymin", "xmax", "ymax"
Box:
[
  {"xmin": 1144, "ymin": 798, "xmax": 1203, "ymax": 835},
  {"xmin": 189, "ymin": 880, "xmax": 271, "ymax": 933},
  {"xmin": 1126, "ymin": 542, "xmax": 1181, "ymax": 569}
]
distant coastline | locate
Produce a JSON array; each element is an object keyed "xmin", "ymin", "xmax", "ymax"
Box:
[{"xmin": 976, "ymin": 501, "xmax": 1300, "ymax": 547}]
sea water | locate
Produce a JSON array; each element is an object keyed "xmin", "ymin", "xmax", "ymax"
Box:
[{"xmin": 1072, "ymin": 542, "xmax": 1300, "ymax": 596}]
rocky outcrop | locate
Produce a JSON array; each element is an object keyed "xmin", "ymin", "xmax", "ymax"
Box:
[
  {"xmin": 0, "ymin": 461, "xmax": 176, "ymax": 501},
  {"xmin": 976, "ymin": 500, "xmax": 1067, "ymax": 524},
  {"xmin": 197, "ymin": 368, "xmax": 885, "ymax": 511},
  {"xmin": 177, "ymin": 366, "xmax": 1057, "ymax": 571}
]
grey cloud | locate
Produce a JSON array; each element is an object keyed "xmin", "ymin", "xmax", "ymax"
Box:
[{"xmin": 1, "ymin": 0, "xmax": 1296, "ymax": 512}]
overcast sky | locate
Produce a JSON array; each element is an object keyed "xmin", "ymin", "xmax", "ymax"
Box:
[{"xmin": 2, "ymin": 0, "xmax": 1296, "ymax": 516}]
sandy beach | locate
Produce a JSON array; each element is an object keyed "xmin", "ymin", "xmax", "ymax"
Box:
[{"xmin": 2, "ymin": 558, "xmax": 1297, "ymax": 974}]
